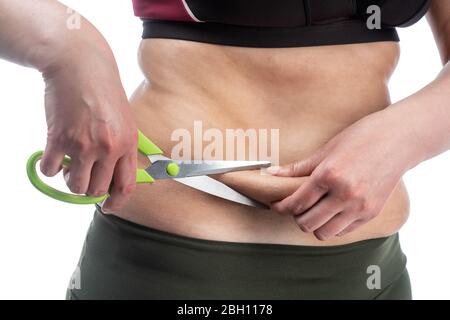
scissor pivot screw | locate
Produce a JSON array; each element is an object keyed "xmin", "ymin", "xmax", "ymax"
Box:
[{"xmin": 166, "ymin": 162, "xmax": 180, "ymax": 177}]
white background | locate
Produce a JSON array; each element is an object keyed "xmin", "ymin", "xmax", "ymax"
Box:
[{"xmin": 0, "ymin": 1, "xmax": 448, "ymax": 300}]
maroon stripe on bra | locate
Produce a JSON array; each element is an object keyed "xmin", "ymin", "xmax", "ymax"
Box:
[{"xmin": 132, "ymin": 0, "xmax": 194, "ymax": 22}]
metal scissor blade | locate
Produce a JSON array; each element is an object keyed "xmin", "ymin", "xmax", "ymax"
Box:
[
  {"xmin": 147, "ymin": 159, "xmax": 271, "ymax": 179},
  {"xmin": 178, "ymin": 160, "xmax": 271, "ymax": 177},
  {"xmin": 174, "ymin": 176, "xmax": 269, "ymax": 209}
]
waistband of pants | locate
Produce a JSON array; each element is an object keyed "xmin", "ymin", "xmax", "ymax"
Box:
[{"xmin": 94, "ymin": 208, "xmax": 404, "ymax": 259}]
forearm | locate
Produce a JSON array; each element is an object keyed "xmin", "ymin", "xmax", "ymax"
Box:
[
  {"xmin": 0, "ymin": 0, "xmax": 114, "ymax": 72},
  {"xmin": 383, "ymin": 61, "xmax": 450, "ymax": 170}
]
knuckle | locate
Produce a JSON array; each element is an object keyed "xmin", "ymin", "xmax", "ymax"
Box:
[
  {"xmin": 315, "ymin": 182, "xmax": 329, "ymax": 194},
  {"xmin": 274, "ymin": 203, "xmax": 292, "ymax": 215},
  {"xmin": 355, "ymin": 197, "xmax": 371, "ymax": 212},
  {"xmin": 69, "ymin": 136, "xmax": 91, "ymax": 153},
  {"xmin": 293, "ymin": 203, "xmax": 305, "ymax": 215},
  {"xmin": 46, "ymin": 132, "xmax": 62, "ymax": 146},
  {"xmin": 90, "ymin": 189, "xmax": 108, "ymax": 197},
  {"xmin": 320, "ymin": 165, "xmax": 340, "ymax": 184},
  {"xmin": 73, "ymin": 155, "xmax": 90, "ymax": 166},
  {"xmin": 286, "ymin": 201, "xmax": 298, "ymax": 215},
  {"xmin": 271, "ymin": 203, "xmax": 286, "ymax": 214},
  {"xmin": 98, "ymin": 129, "xmax": 137, "ymax": 156},
  {"xmin": 341, "ymin": 186, "xmax": 355, "ymax": 200},
  {"xmin": 98, "ymin": 135, "xmax": 116, "ymax": 154},
  {"xmin": 343, "ymin": 188, "xmax": 371, "ymax": 212},
  {"xmin": 124, "ymin": 183, "xmax": 136, "ymax": 195},
  {"xmin": 116, "ymin": 183, "xmax": 135, "ymax": 196},
  {"xmin": 340, "ymin": 183, "xmax": 361, "ymax": 201},
  {"xmin": 128, "ymin": 170, "xmax": 137, "ymax": 182}
]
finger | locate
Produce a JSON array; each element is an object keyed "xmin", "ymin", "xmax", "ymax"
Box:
[
  {"xmin": 271, "ymin": 177, "xmax": 328, "ymax": 215},
  {"xmin": 294, "ymin": 197, "xmax": 343, "ymax": 233},
  {"xmin": 337, "ymin": 219, "xmax": 369, "ymax": 237},
  {"xmin": 313, "ymin": 211, "xmax": 357, "ymax": 241},
  {"xmin": 65, "ymin": 156, "xmax": 95, "ymax": 194},
  {"xmin": 267, "ymin": 150, "xmax": 325, "ymax": 177},
  {"xmin": 63, "ymin": 167, "xmax": 70, "ymax": 183},
  {"xmin": 102, "ymin": 154, "xmax": 136, "ymax": 213},
  {"xmin": 40, "ymin": 145, "xmax": 66, "ymax": 177},
  {"xmin": 86, "ymin": 160, "xmax": 115, "ymax": 197}
]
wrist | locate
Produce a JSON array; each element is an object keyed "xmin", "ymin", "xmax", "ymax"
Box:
[
  {"xmin": 41, "ymin": 38, "xmax": 119, "ymax": 91},
  {"xmin": 377, "ymin": 105, "xmax": 429, "ymax": 172},
  {"xmin": 36, "ymin": 22, "xmax": 116, "ymax": 77}
]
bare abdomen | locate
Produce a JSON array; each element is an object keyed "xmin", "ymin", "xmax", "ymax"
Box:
[{"xmin": 117, "ymin": 39, "xmax": 408, "ymax": 246}]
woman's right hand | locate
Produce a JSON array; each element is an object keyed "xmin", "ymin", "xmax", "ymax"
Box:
[{"xmin": 39, "ymin": 45, "xmax": 137, "ymax": 213}]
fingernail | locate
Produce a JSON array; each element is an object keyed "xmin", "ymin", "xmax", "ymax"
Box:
[
  {"xmin": 299, "ymin": 225, "xmax": 308, "ymax": 233},
  {"xmin": 63, "ymin": 172, "xmax": 70, "ymax": 183},
  {"xmin": 266, "ymin": 166, "xmax": 280, "ymax": 175},
  {"xmin": 100, "ymin": 200, "xmax": 113, "ymax": 213},
  {"xmin": 315, "ymin": 233, "xmax": 330, "ymax": 241},
  {"xmin": 71, "ymin": 186, "xmax": 81, "ymax": 194},
  {"xmin": 41, "ymin": 166, "xmax": 49, "ymax": 176}
]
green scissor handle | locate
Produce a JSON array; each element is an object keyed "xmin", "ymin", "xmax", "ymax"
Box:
[
  {"xmin": 26, "ymin": 130, "xmax": 173, "ymax": 204},
  {"xmin": 26, "ymin": 151, "xmax": 108, "ymax": 204},
  {"xmin": 135, "ymin": 130, "xmax": 163, "ymax": 185}
]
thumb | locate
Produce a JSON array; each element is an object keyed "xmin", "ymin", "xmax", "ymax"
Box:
[
  {"xmin": 63, "ymin": 167, "xmax": 70, "ymax": 183},
  {"xmin": 267, "ymin": 153, "xmax": 323, "ymax": 177}
]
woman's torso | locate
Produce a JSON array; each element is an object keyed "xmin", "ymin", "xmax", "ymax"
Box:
[{"xmin": 116, "ymin": 37, "xmax": 410, "ymax": 246}]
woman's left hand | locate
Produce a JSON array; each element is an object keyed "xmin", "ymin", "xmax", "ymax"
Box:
[{"xmin": 268, "ymin": 110, "xmax": 419, "ymax": 241}]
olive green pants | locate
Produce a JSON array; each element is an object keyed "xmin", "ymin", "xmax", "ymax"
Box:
[{"xmin": 66, "ymin": 210, "xmax": 411, "ymax": 300}]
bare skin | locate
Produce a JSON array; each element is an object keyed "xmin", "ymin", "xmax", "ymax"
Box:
[
  {"xmin": 118, "ymin": 39, "xmax": 411, "ymax": 245},
  {"xmin": 1, "ymin": 1, "xmax": 449, "ymax": 246}
]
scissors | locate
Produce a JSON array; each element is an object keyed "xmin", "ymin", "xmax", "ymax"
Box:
[{"xmin": 26, "ymin": 130, "xmax": 271, "ymax": 208}]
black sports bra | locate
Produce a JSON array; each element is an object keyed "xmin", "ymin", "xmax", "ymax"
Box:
[{"xmin": 132, "ymin": 0, "xmax": 431, "ymax": 48}]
